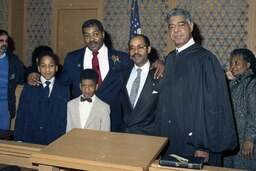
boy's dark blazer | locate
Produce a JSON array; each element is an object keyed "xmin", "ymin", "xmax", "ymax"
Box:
[
  {"xmin": 121, "ymin": 67, "xmax": 161, "ymax": 135},
  {"xmin": 14, "ymin": 80, "xmax": 70, "ymax": 145},
  {"xmin": 59, "ymin": 47, "xmax": 133, "ymax": 132}
]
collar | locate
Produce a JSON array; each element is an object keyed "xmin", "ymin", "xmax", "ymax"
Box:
[
  {"xmin": 40, "ymin": 76, "xmax": 55, "ymax": 87},
  {"xmin": 133, "ymin": 60, "xmax": 150, "ymax": 73},
  {"xmin": 80, "ymin": 94, "xmax": 96, "ymax": 102},
  {"xmin": 0, "ymin": 53, "xmax": 6, "ymax": 59},
  {"xmin": 232, "ymin": 69, "xmax": 254, "ymax": 83},
  {"xmin": 176, "ymin": 38, "xmax": 195, "ymax": 53},
  {"xmin": 86, "ymin": 44, "xmax": 107, "ymax": 55}
]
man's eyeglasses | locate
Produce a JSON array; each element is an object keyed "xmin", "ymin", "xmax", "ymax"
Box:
[
  {"xmin": 0, "ymin": 39, "xmax": 8, "ymax": 43},
  {"xmin": 129, "ymin": 44, "xmax": 147, "ymax": 52}
]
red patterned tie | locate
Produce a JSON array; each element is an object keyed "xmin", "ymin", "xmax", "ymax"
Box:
[{"xmin": 92, "ymin": 51, "xmax": 102, "ymax": 86}]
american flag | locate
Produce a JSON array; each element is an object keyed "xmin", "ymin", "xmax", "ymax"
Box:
[{"xmin": 130, "ymin": 0, "xmax": 141, "ymax": 39}]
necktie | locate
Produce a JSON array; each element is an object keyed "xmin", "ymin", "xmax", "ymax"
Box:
[
  {"xmin": 92, "ymin": 51, "xmax": 102, "ymax": 86},
  {"xmin": 44, "ymin": 81, "xmax": 51, "ymax": 98},
  {"xmin": 176, "ymin": 49, "xmax": 179, "ymax": 55},
  {"xmin": 129, "ymin": 68, "xmax": 142, "ymax": 108},
  {"xmin": 80, "ymin": 96, "xmax": 92, "ymax": 103}
]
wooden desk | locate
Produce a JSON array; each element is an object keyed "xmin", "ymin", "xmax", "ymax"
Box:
[
  {"xmin": 31, "ymin": 129, "xmax": 168, "ymax": 171},
  {"xmin": 0, "ymin": 140, "xmax": 44, "ymax": 169}
]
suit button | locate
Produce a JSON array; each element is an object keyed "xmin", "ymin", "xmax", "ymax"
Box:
[
  {"xmin": 40, "ymin": 126, "xmax": 43, "ymax": 130},
  {"xmin": 168, "ymin": 121, "xmax": 171, "ymax": 124}
]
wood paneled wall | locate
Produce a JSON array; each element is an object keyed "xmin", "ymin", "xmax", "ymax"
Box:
[
  {"xmin": 6, "ymin": 0, "xmax": 256, "ymax": 65},
  {"xmin": 51, "ymin": 0, "xmax": 105, "ymax": 64}
]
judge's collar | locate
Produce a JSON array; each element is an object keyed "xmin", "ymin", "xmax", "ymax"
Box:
[{"xmin": 176, "ymin": 38, "xmax": 195, "ymax": 53}]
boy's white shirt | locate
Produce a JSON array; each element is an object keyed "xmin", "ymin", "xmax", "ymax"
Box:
[{"xmin": 79, "ymin": 94, "xmax": 95, "ymax": 127}]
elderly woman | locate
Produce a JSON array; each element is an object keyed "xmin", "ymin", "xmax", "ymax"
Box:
[{"xmin": 224, "ymin": 48, "xmax": 256, "ymax": 170}]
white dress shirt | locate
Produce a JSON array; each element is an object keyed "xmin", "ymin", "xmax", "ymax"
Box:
[
  {"xmin": 126, "ymin": 60, "xmax": 150, "ymax": 107},
  {"xmin": 79, "ymin": 95, "xmax": 95, "ymax": 128},
  {"xmin": 0, "ymin": 53, "xmax": 6, "ymax": 59},
  {"xmin": 40, "ymin": 76, "xmax": 55, "ymax": 97},
  {"xmin": 176, "ymin": 38, "xmax": 195, "ymax": 53},
  {"xmin": 83, "ymin": 44, "xmax": 109, "ymax": 81}
]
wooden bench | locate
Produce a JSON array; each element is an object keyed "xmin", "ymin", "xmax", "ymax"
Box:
[{"xmin": 0, "ymin": 140, "xmax": 44, "ymax": 169}]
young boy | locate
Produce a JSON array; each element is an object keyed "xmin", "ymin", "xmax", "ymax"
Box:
[
  {"xmin": 66, "ymin": 69, "xmax": 110, "ymax": 132},
  {"xmin": 14, "ymin": 51, "xmax": 70, "ymax": 145}
]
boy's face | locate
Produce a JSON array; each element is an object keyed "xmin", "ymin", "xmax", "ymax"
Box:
[
  {"xmin": 80, "ymin": 79, "xmax": 98, "ymax": 98},
  {"xmin": 38, "ymin": 56, "xmax": 58, "ymax": 80}
]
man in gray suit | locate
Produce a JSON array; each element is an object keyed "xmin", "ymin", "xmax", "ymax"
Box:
[
  {"xmin": 120, "ymin": 34, "xmax": 162, "ymax": 136},
  {"xmin": 66, "ymin": 69, "xmax": 110, "ymax": 132}
]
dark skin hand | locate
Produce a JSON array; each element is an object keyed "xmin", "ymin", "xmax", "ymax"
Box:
[
  {"xmin": 27, "ymin": 72, "xmax": 41, "ymax": 85},
  {"xmin": 151, "ymin": 59, "xmax": 164, "ymax": 79},
  {"xmin": 195, "ymin": 150, "xmax": 209, "ymax": 163}
]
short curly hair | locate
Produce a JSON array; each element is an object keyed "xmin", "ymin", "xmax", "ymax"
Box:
[{"xmin": 230, "ymin": 48, "xmax": 256, "ymax": 73}]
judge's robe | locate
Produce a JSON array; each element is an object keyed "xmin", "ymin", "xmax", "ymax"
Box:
[{"xmin": 156, "ymin": 43, "xmax": 237, "ymax": 163}]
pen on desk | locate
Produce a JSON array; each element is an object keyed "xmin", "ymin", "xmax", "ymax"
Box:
[{"xmin": 169, "ymin": 154, "xmax": 189, "ymax": 163}]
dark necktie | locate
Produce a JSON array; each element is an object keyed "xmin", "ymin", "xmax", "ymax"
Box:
[
  {"xmin": 129, "ymin": 68, "xmax": 142, "ymax": 108},
  {"xmin": 44, "ymin": 81, "xmax": 51, "ymax": 98},
  {"xmin": 80, "ymin": 96, "xmax": 92, "ymax": 103},
  {"xmin": 176, "ymin": 49, "xmax": 179, "ymax": 55},
  {"xmin": 92, "ymin": 51, "xmax": 102, "ymax": 86}
]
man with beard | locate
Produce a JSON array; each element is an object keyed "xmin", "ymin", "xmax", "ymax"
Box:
[
  {"xmin": 0, "ymin": 29, "xmax": 24, "ymax": 130},
  {"xmin": 28, "ymin": 19, "xmax": 164, "ymax": 132},
  {"xmin": 120, "ymin": 34, "xmax": 161, "ymax": 135}
]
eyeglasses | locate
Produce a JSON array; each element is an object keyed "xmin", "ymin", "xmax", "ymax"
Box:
[
  {"xmin": 129, "ymin": 44, "xmax": 147, "ymax": 52},
  {"xmin": 0, "ymin": 39, "xmax": 8, "ymax": 43}
]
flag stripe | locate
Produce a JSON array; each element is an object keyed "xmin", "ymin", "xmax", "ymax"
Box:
[{"xmin": 130, "ymin": 0, "xmax": 141, "ymax": 38}]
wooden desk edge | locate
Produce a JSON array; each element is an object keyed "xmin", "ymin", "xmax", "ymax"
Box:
[
  {"xmin": 149, "ymin": 160, "xmax": 247, "ymax": 171},
  {"xmin": 0, "ymin": 140, "xmax": 44, "ymax": 169}
]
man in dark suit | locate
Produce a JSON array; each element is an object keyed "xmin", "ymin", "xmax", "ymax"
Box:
[
  {"xmin": 28, "ymin": 19, "xmax": 164, "ymax": 132},
  {"xmin": 121, "ymin": 34, "xmax": 161, "ymax": 135}
]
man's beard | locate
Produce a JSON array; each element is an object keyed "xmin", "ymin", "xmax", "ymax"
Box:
[{"xmin": 0, "ymin": 45, "xmax": 8, "ymax": 53}]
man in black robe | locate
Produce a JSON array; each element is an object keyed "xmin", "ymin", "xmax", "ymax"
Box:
[{"xmin": 156, "ymin": 8, "xmax": 237, "ymax": 166}]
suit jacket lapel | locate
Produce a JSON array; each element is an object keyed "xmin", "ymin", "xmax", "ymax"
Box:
[
  {"xmin": 123, "ymin": 67, "xmax": 134, "ymax": 108},
  {"xmin": 31, "ymin": 85, "xmax": 42, "ymax": 122},
  {"xmin": 73, "ymin": 98, "xmax": 82, "ymax": 128},
  {"xmin": 84, "ymin": 97, "xmax": 98, "ymax": 129},
  {"xmin": 97, "ymin": 49, "xmax": 118, "ymax": 93},
  {"xmin": 127, "ymin": 69, "xmax": 156, "ymax": 124},
  {"xmin": 78, "ymin": 48, "xmax": 86, "ymax": 73},
  {"xmin": 133, "ymin": 69, "xmax": 155, "ymax": 111}
]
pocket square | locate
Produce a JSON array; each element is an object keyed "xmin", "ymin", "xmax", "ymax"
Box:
[
  {"xmin": 152, "ymin": 90, "xmax": 158, "ymax": 94},
  {"xmin": 9, "ymin": 73, "xmax": 15, "ymax": 80}
]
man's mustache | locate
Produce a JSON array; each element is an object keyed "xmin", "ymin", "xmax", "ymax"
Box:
[
  {"xmin": 88, "ymin": 41, "xmax": 97, "ymax": 45},
  {"xmin": 130, "ymin": 53, "xmax": 142, "ymax": 58}
]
